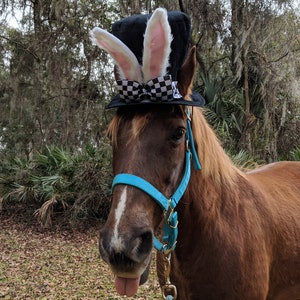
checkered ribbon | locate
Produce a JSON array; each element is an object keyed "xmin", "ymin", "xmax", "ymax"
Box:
[{"xmin": 117, "ymin": 75, "xmax": 182, "ymax": 103}]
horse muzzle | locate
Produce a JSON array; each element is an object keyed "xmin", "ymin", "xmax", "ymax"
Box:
[{"xmin": 99, "ymin": 226, "xmax": 153, "ymax": 296}]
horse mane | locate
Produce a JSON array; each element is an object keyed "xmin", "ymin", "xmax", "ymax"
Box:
[
  {"xmin": 106, "ymin": 114, "xmax": 121, "ymax": 147},
  {"xmin": 191, "ymin": 107, "xmax": 243, "ymax": 187},
  {"xmin": 107, "ymin": 109, "xmax": 152, "ymax": 148}
]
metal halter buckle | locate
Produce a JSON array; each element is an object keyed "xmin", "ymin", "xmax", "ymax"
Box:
[{"xmin": 164, "ymin": 199, "xmax": 178, "ymax": 226}]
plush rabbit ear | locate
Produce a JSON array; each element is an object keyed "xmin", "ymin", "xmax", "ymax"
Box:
[
  {"xmin": 142, "ymin": 8, "xmax": 172, "ymax": 82},
  {"xmin": 90, "ymin": 27, "xmax": 142, "ymax": 82}
]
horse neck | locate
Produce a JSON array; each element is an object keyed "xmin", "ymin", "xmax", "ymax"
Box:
[{"xmin": 176, "ymin": 108, "xmax": 244, "ymax": 244}]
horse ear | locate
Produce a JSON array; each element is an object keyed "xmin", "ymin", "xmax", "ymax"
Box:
[
  {"xmin": 177, "ymin": 46, "xmax": 197, "ymax": 99},
  {"xmin": 90, "ymin": 27, "xmax": 142, "ymax": 82},
  {"xmin": 142, "ymin": 8, "xmax": 172, "ymax": 82}
]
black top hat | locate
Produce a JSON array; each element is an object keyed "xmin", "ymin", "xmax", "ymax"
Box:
[{"xmin": 106, "ymin": 10, "xmax": 205, "ymax": 109}]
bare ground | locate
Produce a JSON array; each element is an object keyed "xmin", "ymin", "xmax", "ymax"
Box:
[{"xmin": 0, "ymin": 212, "xmax": 160, "ymax": 300}]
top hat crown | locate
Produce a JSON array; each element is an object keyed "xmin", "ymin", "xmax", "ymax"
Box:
[
  {"xmin": 91, "ymin": 8, "xmax": 205, "ymax": 108},
  {"xmin": 112, "ymin": 11, "xmax": 191, "ymax": 82}
]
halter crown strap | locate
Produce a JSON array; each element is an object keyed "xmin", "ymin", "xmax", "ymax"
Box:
[{"xmin": 186, "ymin": 109, "xmax": 201, "ymax": 170}]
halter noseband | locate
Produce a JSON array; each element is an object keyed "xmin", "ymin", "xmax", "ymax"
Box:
[{"xmin": 111, "ymin": 108, "xmax": 201, "ymax": 254}]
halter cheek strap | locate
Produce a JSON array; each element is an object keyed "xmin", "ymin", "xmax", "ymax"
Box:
[{"xmin": 111, "ymin": 108, "xmax": 201, "ymax": 254}]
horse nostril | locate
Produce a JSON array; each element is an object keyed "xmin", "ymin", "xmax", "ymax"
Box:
[{"xmin": 137, "ymin": 230, "xmax": 153, "ymax": 256}]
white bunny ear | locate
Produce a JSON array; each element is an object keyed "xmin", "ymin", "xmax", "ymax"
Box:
[
  {"xmin": 142, "ymin": 8, "xmax": 172, "ymax": 82},
  {"xmin": 90, "ymin": 27, "xmax": 142, "ymax": 82}
]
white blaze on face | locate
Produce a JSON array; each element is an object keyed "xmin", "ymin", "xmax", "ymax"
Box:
[{"xmin": 111, "ymin": 186, "xmax": 127, "ymax": 252}]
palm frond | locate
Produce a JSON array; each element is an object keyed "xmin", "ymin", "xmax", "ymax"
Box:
[
  {"xmin": 290, "ymin": 147, "xmax": 300, "ymax": 161},
  {"xmin": 4, "ymin": 183, "xmax": 38, "ymax": 202},
  {"xmin": 34, "ymin": 195, "xmax": 58, "ymax": 227},
  {"xmin": 229, "ymin": 150, "xmax": 263, "ymax": 171}
]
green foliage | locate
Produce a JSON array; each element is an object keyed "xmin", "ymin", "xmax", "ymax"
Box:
[
  {"xmin": 229, "ymin": 150, "xmax": 263, "ymax": 171},
  {"xmin": 290, "ymin": 147, "xmax": 300, "ymax": 161},
  {"xmin": 200, "ymin": 75, "xmax": 245, "ymax": 149},
  {"xmin": 0, "ymin": 0, "xmax": 119, "ymax": 158},
  {"xmin": 0, "ymin": 144, "xmax": 112, "ymax": 227}
]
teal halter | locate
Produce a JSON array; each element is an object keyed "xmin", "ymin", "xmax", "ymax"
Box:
[{"xmin": 111, "ymin": 108, "xmax": 201, "ymax": 254}]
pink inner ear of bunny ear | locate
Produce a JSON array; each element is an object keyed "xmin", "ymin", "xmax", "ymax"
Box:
[
  {"xmin": 149, "ymin": 23, "xmax": 165, "ymax": 76},
  {"xmin": 90, "ymin": 28, "xmax": 142, "ymax": 82},
  {"xmin": 142, "ymin": 8, "xmax": 172, "ymax": 83}
]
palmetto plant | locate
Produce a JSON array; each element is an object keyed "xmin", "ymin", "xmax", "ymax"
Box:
[
  {"xmin": 229, "ymin": 149, "xmax": 263, "ymax": 171},
  {"xmin": 290, "ymin": 147, "xmax": 300, "ymax": 161},
  {"xmin": 4, "ymin": 183, "xmax": 38, "ymax": 203},
  {"xmin": 32, "ymin": 174, "xmax": 70, "ymax": 227},
  {"xmin": 0, "ymin": 156, "xmax": 36, "ymax": 203},
  {"xmin": 35, "ymin": 146, "xmax": 74, "ymax": 176},
  {"xmin": 200, "ymin": 75, "xmax": 245, "ymax": 149},
  {"xmin": 0, "ymin": 144, "xmax": 112, "ymax": 227}
]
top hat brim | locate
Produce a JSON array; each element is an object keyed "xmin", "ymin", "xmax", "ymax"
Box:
[{"xmin": 106, "ymin": 90, "xmax": 205, "ymax": 109}]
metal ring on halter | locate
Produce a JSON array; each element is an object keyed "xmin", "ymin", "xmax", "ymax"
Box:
[
  {"xmin": 168, "ymin": 221, "xmax": 179, "ymax": 229},
  {"xmin": 164, "ymin": 203, "xmax": 174, "ymax": 223},
  {"xmin": 164, "ymin": 198, "xmax": 178, "ymax": 227},
  {"xmin": 162, "ymin": 284, "xmax": 177, "ymax": 300}
]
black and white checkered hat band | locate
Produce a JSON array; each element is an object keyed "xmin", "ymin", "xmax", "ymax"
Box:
[{"xmin": 117, "ymin": 75, "xmax": 182, "ymax": 103}]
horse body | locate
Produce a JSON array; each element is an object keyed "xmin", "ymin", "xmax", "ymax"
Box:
[
  {"xmin": 102, "ymin": 104, "xmax": 300, "ymax": 299},
  {"xmin": 159, "ymin": 158, "xmax": 300, "ymax": 299}
]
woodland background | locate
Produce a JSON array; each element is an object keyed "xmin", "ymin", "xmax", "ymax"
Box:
[{"xmin": 0, "ymin": 0, "xmax": 299, "ymax": 226}]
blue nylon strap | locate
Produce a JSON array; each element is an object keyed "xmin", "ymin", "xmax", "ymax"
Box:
[
  {"xmin": 153, "ymin": 211, "xmax": 179, "ymax": 252},
  {"xmin": 112, "ymin": 174, "xmax": 169, "ymax": 211},
  {"xmin": 154, "ymin": 237, "xmax": 164, "ymax": 252},
  {"xmin": 169, "ymin": 150, "xmax": 191, "ymax": 208},
  {"xmin": 186, "ymin": 109, "xmax": 201, "ymax": 170},
  {"xmin": 162, "ymin": 211, "xmax": 178, "ymax": 251},
  {"xmin": 112, "ymin": 150, "xmax": 191, "ymax": 211}
]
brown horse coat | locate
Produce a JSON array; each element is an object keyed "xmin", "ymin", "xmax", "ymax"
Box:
[
  {"xmin": 104, "ymin": 97, "xmax": 300, "ymax": 299},
  {"xmin": 92, "ymin": 8, "xmax": 300, "ymax": 299}
]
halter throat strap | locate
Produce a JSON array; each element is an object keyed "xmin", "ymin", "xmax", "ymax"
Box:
[{"xmin": 111, "ymin": 108, "xmax": 200, "ymax": 253}]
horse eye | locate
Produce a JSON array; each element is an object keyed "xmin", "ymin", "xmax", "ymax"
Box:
[{"xmin": 171, "ymin": 127, "xmax": 186, "ymax": 141}]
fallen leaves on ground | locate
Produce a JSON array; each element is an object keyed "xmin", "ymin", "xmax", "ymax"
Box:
[{"xmin": 0, "ymin": 215, "xmax": 160, "ymax": 299}]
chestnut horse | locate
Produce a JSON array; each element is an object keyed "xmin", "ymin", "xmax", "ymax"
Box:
[{"xmin": 92, "ymin": 9, "xmax": 300, "ymax": 300}]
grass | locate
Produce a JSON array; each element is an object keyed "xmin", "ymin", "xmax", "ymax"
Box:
[{"xmin": 0, "ymin": 214, "xmax": 161, "ymax": 299}]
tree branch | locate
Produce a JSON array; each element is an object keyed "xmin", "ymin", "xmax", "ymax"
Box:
[
  {"xmin": 267, "ymin": 47, "xmax": 300, "ymax": 64},
  {"xmin": 0, "ymin": 34, "xmax": 40, "ymax": 62},
  {"xmin": 208, "ymin": 55, "xmax": 230, "ymax": 72},
  {"xmin": 267, "ymin": 51, "xmax": 289, "ymax": 64},
  {"xmin": 178, "ymin": 0, "xmax": 185, "ymax": 13}
]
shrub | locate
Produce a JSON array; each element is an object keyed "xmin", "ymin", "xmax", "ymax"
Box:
[
  {"xmin": 228, "ymin": 149, "xmax": 263, "ymax": 171},
  {"xmin": 0, "ymin": 143, "xmax": 112, "ymax": 227},
  {"xmin": 290, "ymin": 147, "xmax": 300, "ymax": 161}
]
